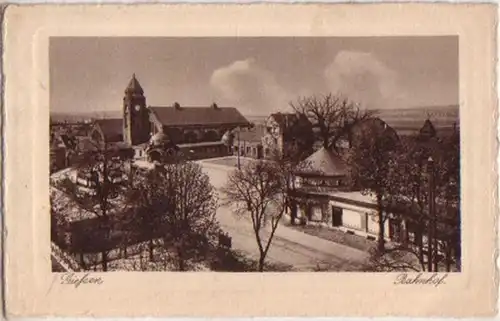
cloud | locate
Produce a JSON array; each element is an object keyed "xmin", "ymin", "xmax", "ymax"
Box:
[
  {"xmin": 210, "ymin": 53, "xmax": 409, "ymax": 114},
  {"xmin": 210, "ymin": 58, "xmax": 293, "ymax": 115},
  {"xmin": 324, "ymin": 51, "xmax": 409, "ymax": 110}
]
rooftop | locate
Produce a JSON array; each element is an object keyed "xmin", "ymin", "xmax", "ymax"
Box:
[
  {"xmin": 419, "ymin": 118, "xmax": 437, "ymax": 138},
  {"xmin": 125, "ymin": 74, "xmax": 144, "ymax": 95},
  {"xmin": 237, "ymin": 125, "xmax": 266, "ymax": 143},
  {"xmin": 149, "ymin": 105, "xmax": 249, "ymax": 127},
  {"xmin": 177, "ymin": 141, "xmax": 225, "ymax": 148},
  {"xmin": 94, "ymin": 118, "xmax": 123, "ymax": 143},
  {"xmin": 299, "ymin": 147, "xmax": 348, "ymax": 177}
]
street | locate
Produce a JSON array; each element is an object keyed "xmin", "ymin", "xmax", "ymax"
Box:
[{"xmin": 198, "ymin": 158, "xmax": 369, "ymax": 271}]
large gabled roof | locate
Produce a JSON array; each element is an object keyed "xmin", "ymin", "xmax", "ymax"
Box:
[
  {"xmin": 300, "ymin": 147, "xmax": 348, "ymax": 177},
  {"xmin": 349, "ymin": 117, "xmax": 400, "ymax": 147},
  {"xmin": 94, "ymin": 118, "xmax": 123, "ymax": 142},
  {"xmin": 269, "ymin": 112, "xmax": 312, "ymax": 129},
  {"xmin": 149, "ymin": 105, "xmax": 250, "ymax": 127}
]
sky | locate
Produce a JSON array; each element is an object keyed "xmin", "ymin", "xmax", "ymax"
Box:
[{"xmin": 50, "ymin": 36, "xmax": 458, "ymax": 116}]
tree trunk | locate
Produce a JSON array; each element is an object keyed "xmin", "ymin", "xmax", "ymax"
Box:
[
  {"xmin": 149, "ymin": 239, "xmax": 154, "ymax": 262},
  {"xmin": 455, "ymin": 236, "xmax": 461, "ymax": 271},
  {"xmin": 79, "ymin": 252, "xmax": 86, "ymax": 269},
  {"xmin": 101, "ymin": 251, "xmax": 108, "ymax": 272},
  {"xmin": 258, "ymin": 255, "xmax": 265, "ymax": 272},
  {"xmin": 445, "ymin": 244, "xmax": 452, "ymax": 272},
  {"xmin": 177, "ymin": 247, "xmax": 185, "ymax": 271},
  {"xmin": 376, "ymin": 195, "xmax": 385, "ymax": 252},
  {"xmin": 427, "ymin": 221, "xmax": 433, "ymax": 272},
  {"xmin": 377, "ymin": 218, "xmax": 385, "ymax": 252},
  {"xmin": 101, "ymin": 226, "xmax": 109, "ymax": 271},
  {"xmin": 290, "ymin": 200, "xmax": 297, "ymax": 226},
  {"xmin": 432, "ymin": 219, "xmax": 438, "ymax": 272},
  {"xmin": 416, "ymin": 229, "xmax": 426, "ymax": 271}
]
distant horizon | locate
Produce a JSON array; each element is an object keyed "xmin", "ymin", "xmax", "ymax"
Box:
[{"xmin": 50, "ymin": 103, "xmax": 460, "ymax": 118}]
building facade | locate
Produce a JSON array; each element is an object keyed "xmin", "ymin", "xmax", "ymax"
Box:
[
  {"xmin": 232, "ymin": 112, "xmax": 314, "ymax": 160},
  {"xmin": 288, "ymin": 118, "xmax": 407, "ymax": 242},
  {"xmin": 289, "ymin": 118, "xmax": 456, "ymax": 245},
  {"xmin": 88, "ymin": 74, "xmax": 250, "ymax": 162}
]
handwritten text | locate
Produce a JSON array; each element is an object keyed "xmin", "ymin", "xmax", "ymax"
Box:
[
  {"xmin": 60, "ymin": 273, "xmax": 104, "ymax": 288},
  {"xmin": 394, "ymin": 273, "xmax": 448, "ymax": 287}
]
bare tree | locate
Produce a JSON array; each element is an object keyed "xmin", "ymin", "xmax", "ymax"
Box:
[
  {"xmin": 222, "ymin": 160, "xmax": 287, "ymax": 271},
  {"xmin": 131, "ymin": 158, "xmax": 220, "ymax": 271},
  {"xmin": 290, "ymin": 93, "xmax": 373, "ymax": 152},
  {"xmin": 126, "ymin": 166, "xmax": 165, "ymax": 262},
  {"xmin": 54, "ymin": 140, "xmax": 133, "ymax": 271},
  {"xmin": 346, "ymin": 124, "xmax": 400, "ymax": 252},
  {"xmin": 435, "ymin": 129, "xmax": 460, "ymax": 271},
  {"xmin": 266, "ymin": 146, "xmax": 311, "ymax": 226},
  {"xmin": 364, "ymin": 130, "xmax": 460, "ymax": 272}
]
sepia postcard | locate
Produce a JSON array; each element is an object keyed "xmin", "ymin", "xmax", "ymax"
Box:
[{"xmin": 3, "ymin": 3, "xmax": 498, "ymax": 318}]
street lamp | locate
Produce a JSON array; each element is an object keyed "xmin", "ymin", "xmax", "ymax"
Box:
[
  {"xmin": 222, "ymin": 127, "xmax": 241, "ymax": 170},
  {"xmin": 427, "ymin": 156, "xmax": 437, "ymax": 271},
  {"xmin": 237, "ymin": 129, "xmax": 241, "ymax": 170}
]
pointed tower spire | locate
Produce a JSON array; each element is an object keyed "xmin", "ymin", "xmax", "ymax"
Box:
[
  {"xmin": 419, "ymin": 118, "xmax": 437, "ymax": 140},
  {"xmin": 125, "ymin": 73, "xmax": 144, "ymax": 95}
]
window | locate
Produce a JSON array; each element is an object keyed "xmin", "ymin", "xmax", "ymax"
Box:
[
  {"xmin": 204, "ymin": 130, "xmax": 219, "ymax": 142},
  {"xmin": 149, "ymin": 150, "xmax": 162, "ymax": 162},
  {"xmin": 184, "ymin": 132, "xmax": 197, "ymax": 144},
  {"xmin": 389, "ymin": 218, "xmax": 401, "ymax": 241},
  {"xmin": 311, "ymin": 206, "xmax": 322, "ymax": 221},
  {"xmin": 332, "ymin": 206, "xmax": 343, "ymax": 227}
]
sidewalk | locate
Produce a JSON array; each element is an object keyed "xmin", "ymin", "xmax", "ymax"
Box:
[{"xmin": 275, "ymin": 223, "xmax": 369, "ymax": 263}]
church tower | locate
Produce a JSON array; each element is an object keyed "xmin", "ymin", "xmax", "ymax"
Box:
[
  {"xmin": 419, "ymin": 118, "xmax": 437, "ymax": 141},
  {"xmin": 123, "ymin": 74, "xmax": 150, "ymax": 145}
]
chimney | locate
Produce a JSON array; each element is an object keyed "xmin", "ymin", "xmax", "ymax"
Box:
[
  {"xmin": 173, "ymin": 102, "xmax": 181, "ymax": 110},
  {"xmin": 211, "ymin": 102, "xmax": 218, "ymax": 109}
]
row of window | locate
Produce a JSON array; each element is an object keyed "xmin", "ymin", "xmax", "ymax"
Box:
[
  {"xmin": 233, "ymin": 145, "xmax": 271, "ymax": 158},
  {"xmin": 298, "ymin": 177, "xmax": 344, "ymax": 187}
]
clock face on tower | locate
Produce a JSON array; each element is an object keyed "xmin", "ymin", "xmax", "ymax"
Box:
[{"xmin": 134, "ymin": 104, "xmax": 141, "ymax": 112}]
